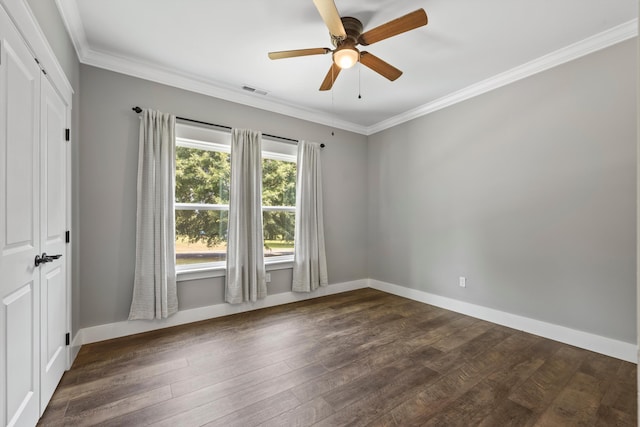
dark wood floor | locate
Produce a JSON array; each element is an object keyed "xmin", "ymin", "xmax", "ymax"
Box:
[{"xmin": 39, "ymin": 289, "xmax": 636, "ymax": 426}]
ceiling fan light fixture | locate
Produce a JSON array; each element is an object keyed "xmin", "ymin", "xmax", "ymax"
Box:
[
  {"xmin": 333, "ymin": 46, "xmax": 359, "ymax": 69},
  {"xmin": 267, "ymin": 3, "xmax": 428, "ymax": 91}
]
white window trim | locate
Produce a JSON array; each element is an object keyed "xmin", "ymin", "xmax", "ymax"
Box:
[
  {"xmin": 175, "ymin": 203, "xmax": 228, "ymax": 210},
  {"xmin": 176, "ymin": 257, "xmax": 294, "ymax": 282},
  {"xmin": 262, "ymin": 206, "xmax": 296, "ymax": 212},
  {"xmin": 175, "ymin": 123, "xmax": 297, "ymax": 281},
  {"xmin": 178, "ymin": 138, "xmax": 230, "ymax": 153}
]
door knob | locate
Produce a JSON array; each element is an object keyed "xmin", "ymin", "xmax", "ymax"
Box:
[{"xmin": 35, "ymin": 252, "xmax": 62, "ymax": 267}]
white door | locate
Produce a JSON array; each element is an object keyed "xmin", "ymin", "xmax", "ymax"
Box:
[
  {"xmin": 39, "ymin": 77, "xmax": 67, "ymax": 413},
  {"xmin": 0, "ymin": 7, "xmax": 42, "ymax": 427}
]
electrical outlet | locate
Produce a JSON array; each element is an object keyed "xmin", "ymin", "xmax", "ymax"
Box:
[
  {"xmin": 459, "ymin": 277, "xmax": 466, "ymax": 288},
  {"xmin": 266, "ymin": 273, "xmax": 271, "ymax": 283}
]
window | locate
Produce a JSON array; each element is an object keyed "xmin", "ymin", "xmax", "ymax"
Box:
[
  {"xmin": 175, "ymin": 138, "xmax": 230, "ymax": 266},
  {"xmin": 262, "ymin": 155, "xmax": 296, "ymax": 259},
  {"xmin": 174, "ymin": 124, "xmax": 296, "ymax": 270}
]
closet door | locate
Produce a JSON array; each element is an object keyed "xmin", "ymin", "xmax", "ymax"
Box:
[
  {"xmin": 39, "ymin": 76, "xmax": 67, "ymax": 413},
  {"xmin": 0, "ymin": 6, "xmax": 42, "ymax": 427}
]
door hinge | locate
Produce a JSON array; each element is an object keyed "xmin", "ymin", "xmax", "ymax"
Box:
[
  {"xmin": 34, "ymin": 57, "xmax": 46, "ymax": 74},
  {"xmin": 65, "ymin": 128, "xmax": 70, "ymax": 141},
  {"xmin": 65, "ymin": 333, "xmax": 70, "ymax": 346},
  {"xmin": 65, "ymin": 230, "xmax": 70, "ymax": 243}
]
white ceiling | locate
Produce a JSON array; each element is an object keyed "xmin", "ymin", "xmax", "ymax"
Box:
[{"xmin": 56, "ymin": 0, "xmax": 637, "ymax": 134}]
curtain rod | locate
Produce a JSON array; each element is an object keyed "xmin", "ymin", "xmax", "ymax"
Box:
[{"xmin": 132, "ymin": 107, "xmax": 325, "ymax": 148}]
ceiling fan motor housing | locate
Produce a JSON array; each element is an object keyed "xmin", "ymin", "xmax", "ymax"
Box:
[{"xmin": 333, "ymin": 16, "xmax": 363, "ymax": 47}]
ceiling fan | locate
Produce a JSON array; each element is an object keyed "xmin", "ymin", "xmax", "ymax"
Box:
[{"xmin": 268, "ymin": 0, "xmax": 428, "ymax": 91}]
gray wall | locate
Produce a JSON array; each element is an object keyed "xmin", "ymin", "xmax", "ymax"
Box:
[
  {"xmin": 177, "ymin": 269, "xmax": 294, "ymax": 310},
  {"xmin": 79, "ymin": 65, "xmax": 368, "ymax": 328},
  {"xmin": 368, "ymin": 39, "xmax": 637, "ymax": 343},
  {"xmin": 26, "ymin": 0, "xmax": 82, "ymax": 336}
]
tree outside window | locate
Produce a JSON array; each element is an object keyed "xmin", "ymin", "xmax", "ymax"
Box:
[{"xmin": 175, "ymin": 137, "xmax": 296, "ymax": 267}]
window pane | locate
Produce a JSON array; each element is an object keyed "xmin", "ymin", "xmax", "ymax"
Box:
[
  {"xmin": 262, "ymin": 158, "xmax": 296, "ymax": 207},
  {"xmin": 175, "ymin": 209, "xmax": 227, "ymax": 265},
  {"xmin": 176, "ymin": 146, "xmax": 230, "ymax": 204},
  {"xmin": 263, "ymin": 210, "xmax": 295, "ymax": 258}
]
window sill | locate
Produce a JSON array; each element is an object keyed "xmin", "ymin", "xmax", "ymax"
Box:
[
  {"xmin": 177, "ymin": 265, "xmax": 226, "ymax": 282},
  {"xmin": 264, "ymin": 256, "xmax": 294, "ymax": 271},
  {"xmin": 176, "ymin": 257, "xmax": 294, "ymax": 282}
]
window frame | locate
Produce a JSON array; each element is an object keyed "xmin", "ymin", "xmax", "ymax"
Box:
[{"xmin": 174, "ymin": 123, "xmax": 297, "ymax": 281}]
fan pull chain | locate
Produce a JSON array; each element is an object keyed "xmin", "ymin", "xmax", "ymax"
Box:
[
  {"xmin": 331, "ymin": 65, "xmax": 335, "ymax": 136},
  {"xmin": 358, "ymin": 63, "xmax": 362, "ymax": 99}
]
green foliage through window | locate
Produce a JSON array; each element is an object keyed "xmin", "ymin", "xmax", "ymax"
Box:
[{"xmin": 175, "ymin": 143, "xmax": 296, "ymax": 266}]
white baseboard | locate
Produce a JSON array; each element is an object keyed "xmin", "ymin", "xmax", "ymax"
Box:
[
  {"xmin": 78, "ymin": 279, "xmax": 368, "ymax": 345},
  {"xmin": 76, "ymin": 278, "xmax": 637, "ymax": 363},
  {"xmin": 369, "ymin": 279, "xmax": 637, "ymax": 363}
]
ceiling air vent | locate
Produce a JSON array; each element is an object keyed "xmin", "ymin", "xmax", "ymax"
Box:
[{"xmin": 242, "ymin": 85, "xmax": 268, "ymax": 96}]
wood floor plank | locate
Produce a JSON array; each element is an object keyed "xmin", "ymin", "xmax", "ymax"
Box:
[
  {"xmin": 429, "ymin": 318, "xmax": 494, "ymax": 352},
  {"xmin": 316, "ymin": 358, "xmax": 440, "ymax": 426},
  {"xmin": 290, "ymin": 358, "xmax": 373, "ymax": 402},
  {"xmin": 595, "ymin": 404, "xmax": 637, "ymax": 427},
  {"xmin": 258, "ymin": 396, "xmax": 334, "ymax": 427},
  {"xmin": 170, "ymin": 360, "xmax": 293, "ymax": 398},
  {"xmin": 105, "ymin": 363, "xmax": 325, "ymax": 426},
  {"xmin": 37, "ymin": 396, "xmax": 68, "ymax": 426},
  {"xmin": 422, "ymin": 379, "xmax": 513, "ymax": 426},
  {"xmin": 202, "ymin": 390, "xmax": 301, "ymax": 427},
  {"xmin": 425, "ymin": 326, "xmax": 515, "ymax": 373},
  {"xmin": 314, "ymin": 315, "xmax": 434, "ymax": 371},
  {"xmin": 366, "ymin": 413, "xmax": 398, "ymax": 427},
  {"xmin": 616, "ymin": 358, "xmax": 637, "ymax": 380},
  {"xmin": 186, "ymin": 333, "xmax": 317, "ymax": 372},
  {"xmin": 599, "ymin": 379, "xmax": 638, "ymax": 418},
  {"xmin": 150, "ymin": 364, "xmax": 328, "ymax": 426},
  {"xmin": 508, "ymin": 345, "xmax": 586, "ymax": 415},
  {"xmin": 54, "ymin": 357, "xmax": 188, "ymax": 404},
  {"xmin": 282, "ymin": 313, "xmax": 417, "ymax": 371},
  {"xmin": 38, "ymin": 289, "xmax": 637, "ymax": 427},
  {"xmin": 64, "ymin": 386, "xmax": 172, "ymax": 426},
  {"xmin": 535, "ymin": 371, "xmax": 607, "ymax": 426},
  {"xmin": 421, "ymin": 334, "xmax": 545, "ymax": 426},
  {"xmin": 478, "ymin": 398, "xmax": 533, "ymax": 427},
  {"xmin": 579, "ymin": 351, "xmax": 622, "ymax": 381},
  {"xmin": 291, "ymin": 338, "xmax": 443, "ymax": 405},
  {"xmin": 389, "ymin": 331, "xmax": 540, "ymax": 426}
]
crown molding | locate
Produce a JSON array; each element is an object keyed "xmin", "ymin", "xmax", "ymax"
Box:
[
  {"xmin": 56, "ymin": 0, "xmax": 637, "ymax": 136},
  {"xmin": 81, "ymin": 47, "xmax": 368, "ymax": 135},
  {"xmin": 55, "ymin": 0, "xmax": 88, "ymax": 61},
  {"xmin": 366, "ymin": 19, "xmax": 638, "ymax": 135}
]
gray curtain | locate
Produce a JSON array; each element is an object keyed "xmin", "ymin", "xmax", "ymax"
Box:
[
  {"xmin": 293, "ymin": 141, "xmax": 328, "ymax": 292},
  {"xmin": 129, "ymin": 109, "xmax": 178, "ymax": 320},
  {"xmin": 226, "ymin": 128, "xmax": 267, "ymax": 303}
]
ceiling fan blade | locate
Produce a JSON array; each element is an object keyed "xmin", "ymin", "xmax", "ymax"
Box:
[
  {"xmin": 319, "ymin": 63, "xmax": 341, "ymax": 91},
  {"xmin": 313, "ymin": 0, "xmax": 347, "ymax": 39},
  {"xmin": 359, "ymin": 51, "xmax": 402, "ymax": 81},
  {"xmin": 359, "ymin": 9, "xmax": 428, "ymax": 46},
  {"xmin": 268, "ymin": 48, "xmax": 331, "ymax": 60}
]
